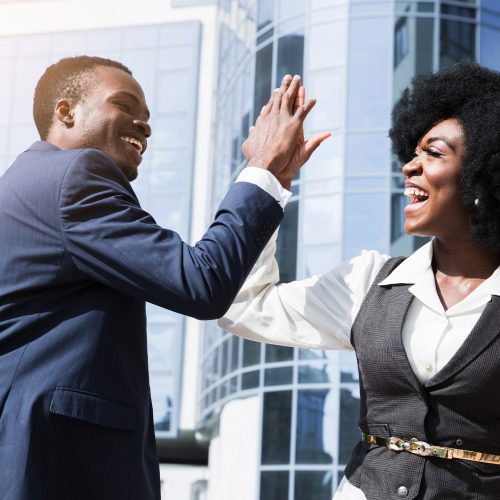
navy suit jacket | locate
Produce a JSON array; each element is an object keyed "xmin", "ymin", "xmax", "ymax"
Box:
[{"xmin": 0, "ymin": 141, "xmax": 283, "ymax": 499}]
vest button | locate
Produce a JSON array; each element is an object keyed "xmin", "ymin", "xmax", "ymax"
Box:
[{"xmin": 397, "ymin": 486, "xmax": 409, "ymax": 497}]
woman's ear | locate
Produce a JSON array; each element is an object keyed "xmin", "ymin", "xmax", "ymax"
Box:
[{"xmin": 54, "ymin": 99, "xmax": 75, "ymax": 128}]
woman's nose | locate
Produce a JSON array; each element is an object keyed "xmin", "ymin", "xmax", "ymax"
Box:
[{"xmin": 402, "ymin": 156, "xmax": 422, "ymax": 176}]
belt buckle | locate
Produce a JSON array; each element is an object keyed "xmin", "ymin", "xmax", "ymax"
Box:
[
  {"xmin": 387, "ymin": 437, "xmax": 432, "ymax": 456},
  {"xmin": 408, "ymin": 438, "xmax": 433, "ymax": 456},
  {"xmin": 387, "ymin": 437, "xmax": 406, "ymax": 452}
]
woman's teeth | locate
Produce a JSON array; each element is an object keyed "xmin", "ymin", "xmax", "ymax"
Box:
[{"xmin": 404, "ymin": 187, "xmax": 429, "ymax": 203}]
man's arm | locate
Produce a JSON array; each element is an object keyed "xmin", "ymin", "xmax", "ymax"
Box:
[
  {"xmin": 58, "ymin": 75, "xmax": 325, "ymax": 320},
  {"xmin": 59, "ymin": 148, "xmax": 283, "ymax": 320}
]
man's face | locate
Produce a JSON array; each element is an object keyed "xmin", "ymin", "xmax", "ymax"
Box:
[{"xmin": 70, "ymin": 66, "xmax": 151, "ymax": 181}]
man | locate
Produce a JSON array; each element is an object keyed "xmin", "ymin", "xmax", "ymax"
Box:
[{"xmin": 0, "ymin": 56, "xmax": 328, "ymax": 499}]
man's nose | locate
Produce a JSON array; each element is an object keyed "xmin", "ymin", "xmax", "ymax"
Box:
[{"xmin": 133, "ymin": 119, "xmax": 151, "ymax": 139}]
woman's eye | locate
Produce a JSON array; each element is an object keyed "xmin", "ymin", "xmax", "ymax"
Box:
[{"xmin": 424, "ymin": 148, "xmax": 441, "ymax": 158}]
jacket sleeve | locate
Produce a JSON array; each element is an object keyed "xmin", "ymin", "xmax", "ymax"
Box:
[{"xmin": 58, "ymin": 148, "xmax": 283, "ymax": 320}]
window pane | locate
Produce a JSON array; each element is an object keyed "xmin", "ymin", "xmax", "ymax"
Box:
[
  {"xmin": 480, "ymin": 26, "xmax": 500, "ymax": 72},
  {"xmin": 265, "ymin": 367, "xmax": 293, "ymax": 386},
  {"xmin": 295, "ymin": 471, "xmax": 333, "ymax": 500},
  {"xmin": 340, "ymin": 351, "xmax": 359, "ymax": 383},
  {"xmin": 262, "ymin": 391, "xmax": 292, "ymax": 464},
  {"xmin": 260, "ymin": 471, "xmax": 288, "ymax": 500},
  {"xmin": 302, "ymin": 194, "xmax": 342, "ymax": 246},
  {"xmin": 230, "ymin": 336, "xmax": 240, "ymax": 372},
  {"xmin": 242, "ymin": 370, "xmax": 260, "ymax": 389},
  {"xmin": 394, "ymin": 16, "xmax": 434, "ymax": 103},
  {"xmin": 276, "ymin": 199, "xmax": 299, "ymax": 283},
  {"xmin": 296, "ymin": 389, "xmax": 335, "ymax": 464},
  {"xmin": 339, "ymin": 387, "xmax": 361, "ymax": 464},
  {"xmin": 266, "ymin": 344, "xmax": 294, "ymax": 362},
  {"xmin": 298, "ymin": 363, "xmax": 334, "ymax": 384},
  {"xmin": 347, "ymin": 16, "xmax": 391, "ymax": 129},
  {"xmin": 243, "ymin": 339, "xmax": 261, "ymax": 367},
  {"xmin": 345, "ymin": 132, "xmax": 390, "ymax": 175},
  {"xmin": 440, "ymin": 19, "xmax": 476, "ymax": 69},
  {"xmin": 253, "ymin": 43, "xmax": 273, "ymax": 120},
  {"xmin": 343, "ymin": 192, "xmax": 388, "ymax": 259},
  {"xmin": 275, "ymin": 34, "xmax": 304, "ymax": 86}
]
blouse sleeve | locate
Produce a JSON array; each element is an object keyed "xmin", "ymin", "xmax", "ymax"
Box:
[{"xmin": 218, "ymin": 230, "xmax": 389, "ymax": 350}]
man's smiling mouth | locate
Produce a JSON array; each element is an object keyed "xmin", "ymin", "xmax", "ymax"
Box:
[{"xmin": 120, "ymin": 135, "xmax": 143, "ymax": 154}]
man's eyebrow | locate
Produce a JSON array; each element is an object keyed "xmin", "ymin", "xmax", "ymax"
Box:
[
  {"xmin": 425, "ymin": 136, "xmax": 456, "ymax": 152},
  {"xmin": 112, "ymin": 91, "xmax": 150, "ymax": 120}
]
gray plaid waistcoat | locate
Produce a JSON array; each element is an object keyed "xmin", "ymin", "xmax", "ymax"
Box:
[{"xmin": 345, "ymin": 257, "xmax": 500, "ymax": 500}]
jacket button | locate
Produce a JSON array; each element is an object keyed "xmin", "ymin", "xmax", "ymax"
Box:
[
  {"xmin": 397, "ymin": 486, "xmax": 408, "ymax": 497},
  {"xmin": 456, "ymin": 438, "xmax": 463, "ymax": 446}
]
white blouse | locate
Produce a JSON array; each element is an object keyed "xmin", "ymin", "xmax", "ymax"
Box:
[{"xmin": 219, "ymin": 231, "xmax": 500, "ymax": 500}]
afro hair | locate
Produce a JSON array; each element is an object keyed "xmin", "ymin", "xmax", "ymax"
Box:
[
  {"xmin": 390, "ymin": 62, "xmax": 500, "ymax": 250},
  {"xmin": 33, "ymin": 56, "xmax": 131, "ymax": 141}
]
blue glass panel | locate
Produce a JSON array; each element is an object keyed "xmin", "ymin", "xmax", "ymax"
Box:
[
  {"xmin": 295, "ymin": 471, "xmax": 333, "ymax": 500},
  {"xmin": 480, "ymin": 27, "xmax": 500, "ymax": 72},
  {"xmin": 260, "ymin": 471, "xmax": 288, "ymax": 500},
  {"xmin": 343, "ymin": 192, "xmax": 388, "ymax": 259},
  {"xmin": 296, "ymin": 389, "xmax": 335, "ymax": 464},
  {"xmin": 265, "ymin": 367, "xmax": 293, "ymax": 386},
  {"xmin": 339, "ymin": 387, "xmax": 360, "ymax": 464},
  {"xmin": 347, "ymin": 16, "xmax": 391, "ymax": 129},
  {"xmin": 262, "ymin": 391, "xmax": 292, "ymax": 464}
]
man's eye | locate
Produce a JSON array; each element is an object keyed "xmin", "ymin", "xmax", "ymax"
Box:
[{"xmin": 116, "ymin": 102, "xmax": 130, "ymax": 112}]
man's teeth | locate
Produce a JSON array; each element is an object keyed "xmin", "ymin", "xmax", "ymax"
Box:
[
  {"xmin": 120, "ymin": 136, "xmax": 143, "ymax": 153},
  {"xmin": 404, "ymin": 187, "xmax": 429, "ymax": 199}
]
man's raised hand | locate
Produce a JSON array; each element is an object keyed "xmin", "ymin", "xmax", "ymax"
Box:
[{"xmin": 242, "ymin": 74, "xmax": 330, "ymax": 189}]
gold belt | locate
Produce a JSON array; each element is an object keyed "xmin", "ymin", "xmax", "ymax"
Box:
[{"xmin": 363, "ymin": 433, "xmax": 500, "ymax": 466}]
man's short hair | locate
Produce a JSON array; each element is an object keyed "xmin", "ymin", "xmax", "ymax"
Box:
[{"xmin": 33, "ymin": 55, "xmax": 132, "ymax": 140}]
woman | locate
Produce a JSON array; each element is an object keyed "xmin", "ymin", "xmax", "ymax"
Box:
[{"xmin": 220, "ymin": 62, "xmax": 500, "ymax": 499}]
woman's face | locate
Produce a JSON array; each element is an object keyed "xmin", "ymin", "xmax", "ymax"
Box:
[{"xmin": 402, "ymin": 118, "xmax": 469, "ymax": 240}]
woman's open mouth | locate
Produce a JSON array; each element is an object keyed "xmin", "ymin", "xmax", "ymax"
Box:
[{"xmin": 404, "ymin": 187, "xmax": 429, "ymax": 212}]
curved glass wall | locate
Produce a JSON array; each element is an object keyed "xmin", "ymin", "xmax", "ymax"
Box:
[{"xmin": 203, "ymin": 1, "xmax": 493, "ymax": 498}]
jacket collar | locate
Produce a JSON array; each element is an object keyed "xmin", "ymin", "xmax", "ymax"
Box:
[{"xmin": 26, "ymin": 141, "xmax": 61, "ymax": 152}]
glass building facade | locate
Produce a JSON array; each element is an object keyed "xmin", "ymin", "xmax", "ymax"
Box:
[
  {"xmin": 0, "ymin": 21, "xmax": 202, "ymax": 438},
  {"xmin": 201, "ymin": 1, "xmax": 500, "ymax": 499}
]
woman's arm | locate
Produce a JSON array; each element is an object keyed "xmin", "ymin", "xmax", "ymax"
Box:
[{"xmin": 219, "ymin": 230, "xmax": 389, "ymax": 349}]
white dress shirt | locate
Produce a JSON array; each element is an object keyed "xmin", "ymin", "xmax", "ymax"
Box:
[{"xmin": 219, "ymin": 200, "xmax": 500, "ymax": 499}]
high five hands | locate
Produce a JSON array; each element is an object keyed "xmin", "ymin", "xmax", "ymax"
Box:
[{"xmin": 242, "ymin": 74, "xmax": 331, "ymax": 189}]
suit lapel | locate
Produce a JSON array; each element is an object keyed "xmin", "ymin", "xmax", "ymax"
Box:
[{"xmin": 425, "ymin": 295, "xmax": 500, "ymax": 388}]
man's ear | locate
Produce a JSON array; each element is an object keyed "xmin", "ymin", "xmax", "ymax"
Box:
[{"xmin": 54, "ymin": 99, "xmax": 75, "ymax": 128}]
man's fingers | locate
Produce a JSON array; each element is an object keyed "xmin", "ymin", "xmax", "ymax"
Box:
[
  {"xmin": 294, "ymin": 97, "xmax": 317, "ymax": 121},
  {"xmin": 304, "ymin": 132, "xmax": 332, "ymax": 156},
  {"xmin": 262, "ymin": 75, "xmax": 290, "ymax": 115},
  {"xmin": 282, "ymin": 75, "xmax": 301, "ymax": 113},
  {"xmin": 293, "ymin": 85, "xmax": 305, "ymax": 114},
  {"xmin": 271, "ymin": 89, "xmax": 284, "ymax": 113},
  {"xmin": 279, "ymin": 74, "xmax": 292, "ymax": 93}
]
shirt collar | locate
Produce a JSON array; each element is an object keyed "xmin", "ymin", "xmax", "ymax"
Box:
[
  {"xmin": 378, "ymin": 241, "xmax": 433, "ymax": 287},
  {"xmin": 378, "ymin": 240, "xmax": 500, "ymax": 298}
]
